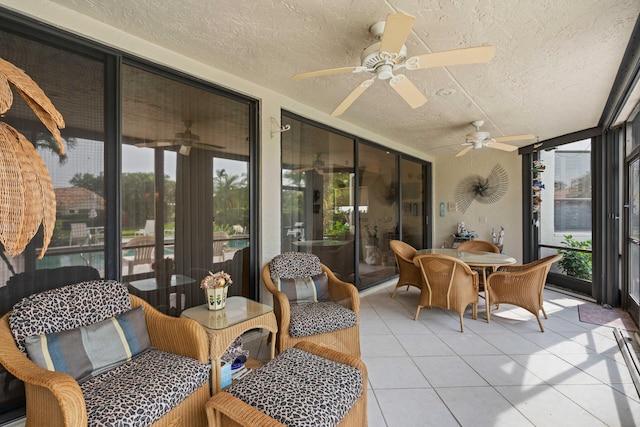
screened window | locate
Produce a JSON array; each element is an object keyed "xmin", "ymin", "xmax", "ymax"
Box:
[
  {"xmin": 0, "ymin": 28, "xmax": 105, "ymax": 423},
  {"xmin": 121, "ymin": 63, "xmax": 252, "ymax": 312},
  {"xmin": 553, "ymin": 143, "xmax": 592, "ymax": 232}
]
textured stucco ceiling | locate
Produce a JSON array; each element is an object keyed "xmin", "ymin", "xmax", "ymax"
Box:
[{"xmin": 35, "ymin": 0, "xmax": 640, "ymax": 156}]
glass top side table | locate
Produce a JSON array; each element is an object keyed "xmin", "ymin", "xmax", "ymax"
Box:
[{"xmin": 181, "ymin": 296, "xmax": 277, "ymax": 393}]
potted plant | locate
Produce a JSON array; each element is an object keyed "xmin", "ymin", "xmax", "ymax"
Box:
[{"xmin": 201, "ymin": 270, "xmax": 233, "ymax": 310}]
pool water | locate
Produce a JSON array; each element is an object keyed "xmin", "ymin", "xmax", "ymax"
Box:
[{"xmin": 36, "ymin": 246, "xmax": 175, "ymax": 270}]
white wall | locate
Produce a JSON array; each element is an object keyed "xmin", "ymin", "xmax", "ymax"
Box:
[{"xmin": 433, "ymin": 149, "xmax": 524, "ymax": 263}]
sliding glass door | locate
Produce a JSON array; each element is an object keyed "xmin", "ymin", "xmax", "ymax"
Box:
[
  {"xmin": 281, "ymin": 116, "xmax": 356, "ymax": 283},
  {"xmin": 625, "ymin": 110, "xmax": 640, "ymax": 324},
  {"xmin": 281, "ymin": 113, "xmax": 430, "ymax": 290},
  {"xmin": 537, "ymin": 139, "xmax": 593, "ymax": 295},
  {"xmin": 121, "ymin": 63, "xmax": 253, "ymax": 311}
]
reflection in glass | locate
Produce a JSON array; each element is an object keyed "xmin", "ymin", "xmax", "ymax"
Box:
[
  {"xmin": 401, "ymin": 159, "xmax": 425, "ymax": 250},
  {"xmin": 121, "ymin": 64, "xmax": 251, "ymax": 311},
  {"xmin": 281, "ymin": 117, "xmax": 356, "ymax": 284},
  {"xmin": 358, "ymin": 144, "xmax": 399, "ymax": 289},
  {"xmin": 0, "ymin": 33, "xmax": 106, "ymax": 277}
]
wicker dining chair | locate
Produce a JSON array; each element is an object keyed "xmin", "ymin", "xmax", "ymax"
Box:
[
  {"xmin": 263, "ymin": 252, "xmax": 360, "ymax": 357},
  {"xmin": 390, "ymin": 240, "xmax": 422, "ymax": 298},
  {"xmin": 456, "ymin": 239, "xmax": 501, "ymax": 288},
  {"xmin": 456, "ymin": 239, "xmax": 500, "ymax": 253},
  {"xmin": 413, "ymin": 254, "xmax": 479, "ymax": 332},
  {"xmin": 486, "ymin": 254, "xmax": 562, "ymax": 332}
]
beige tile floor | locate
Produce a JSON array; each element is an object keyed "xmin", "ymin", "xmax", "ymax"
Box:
[{"xmin": 245, "ymin": 282, "xmax": 640, "ymax": 427}]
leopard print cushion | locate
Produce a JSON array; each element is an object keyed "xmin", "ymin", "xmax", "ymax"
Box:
[
  {"xmin": 81, "ymin": 348, "xmax": 210, "ymax": 427},
  {"xmin": 226, "ymin": 347, "xmax": 363, "ymax": 427},
  {"xmin": 289, "ymin": 302, "xmax": 357, "ymax": 337},
  {"xmin": 269, "ymin": 252, "xmax": 322, "ymax": 281},
  {"xmin": 9, "ymin": 280, "xmax": 131, "ymax": 354}
]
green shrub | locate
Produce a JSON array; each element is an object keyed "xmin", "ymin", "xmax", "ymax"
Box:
[{"xmin": 557, "ymin": 235, "xmax": 592, "ymax": 281}]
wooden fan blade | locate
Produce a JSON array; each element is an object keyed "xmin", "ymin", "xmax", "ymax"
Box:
[
  {"xmin": 389, "ymin": 75, "xmax": 427, "ymax": 108},
  {"xmin": 490, "ymin": 142, "xmax": 518, "ymax": 152},
  {"xmin": 331, "ymin": 79, "xmax": 375, "ymax": 116},
  {"xmin": 292, "ymin": 66, "xmax": 359, "ymax": 80},
  {"xmin": 379, "ymin": 13, "xmax": 415, "ymax": 55},
  {"xmin": 407, "ymin": 45, "xmax": 496, "ymax": 69},
  {"xmin": 135, "ymin": 140, "xmax": 175, "ymax": 148},
  {"xmin": 493, "ymin": 134, "xmax": 535, "ymax": 143},
  {"xmin": 456, "ymin": 146, "xmax": 473, "ymax": 157},
  {"xmin": 192, "ymin": 142, "xmax": 226, "ymax": 150}
]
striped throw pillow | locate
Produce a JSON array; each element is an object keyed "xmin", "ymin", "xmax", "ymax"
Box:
[
  {"xmin": 277, "ymin": 272, "xmax": 329, "ymax": 303},
  {"xmin": 25, "ymin": 306, "xmax": 151, "ymax": 382}
]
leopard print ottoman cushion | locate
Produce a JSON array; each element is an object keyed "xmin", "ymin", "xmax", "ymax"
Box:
[
  {"xmin": 269, "ymin": 252, "xmax": 322, "ymax": 281},
  {"xmin": 289, "ymin": 301, "xmax": 357, "ymax": 337},
  {"xmin": 226, "ymin": 347, "xmax": 363, "ymax": 427},
  {"xmin": 9, "ymin": 280, "xmax": 131, "ymax": 353},
  {"xmin": 81, "ymin": 348, "xmax": 210, "ymax": 427}
]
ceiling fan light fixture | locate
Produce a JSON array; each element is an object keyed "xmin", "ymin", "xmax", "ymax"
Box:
[
  {"xmin": 179, "ymin": 144, "xmax": 191, "ymax": 156},
  {"xmin": 376, "ymin": 63, "xmax": 394, "ymax": 80}
]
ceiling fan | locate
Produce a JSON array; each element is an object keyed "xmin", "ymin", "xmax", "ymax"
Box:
[
  {"xmin": 291, "ymin": 153, "xmax": 327, "ymax": 175},
  {"xmin": 291, "ymin": 12, "xmax": 496, "ymax": 117},
  {"xmin": 456, "ymin": 120, "xmax": 535, "ymax": 157},
  {"xmin": 135, "ymin": 120, "xmax": 225, "ymax": 155}
]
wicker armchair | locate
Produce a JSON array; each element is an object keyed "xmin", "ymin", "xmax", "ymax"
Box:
[
  {"xmin": 206, "ymin": 341, "xmax": 367, "ymax": 427},
  {"xmin": 263, "ymin": 252, "xmax": 360, "ymax": 358},
  {"xmin": 0, "ymin": 282, "xmax": 211, "ymax": 427},
  {"xmin": 486, "ymin": 254, "xmax": 562, "ymax": 332},
  {"xmin": 390, "ymin": 240, "xmax": 422, "ymax": 298},
  {"xmin": 413, "ymin": 254, "xmax": 479, "ymax": 332}
]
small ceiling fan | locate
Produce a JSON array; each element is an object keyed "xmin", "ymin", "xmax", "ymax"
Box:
[
  {"xmin": 135, "ymin": 120, "xmax": 225, "ymax": 155},
  {"xmin": 291, "ymin": 153, "xmax": 327, "ymax": 175},
  {"xmin": 456, "ymin": 120, "xmax": 535, "ymax": 157},
  {"xmin": 291, "ymin": 12, "xmax": 496, "ymax": 117}
]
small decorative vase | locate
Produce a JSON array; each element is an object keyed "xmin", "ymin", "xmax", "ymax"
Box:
[{"xmin": 206, "ymin": 286, "xmax": 229, "ymax": 310}]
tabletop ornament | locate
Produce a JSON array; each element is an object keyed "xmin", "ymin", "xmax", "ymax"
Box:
[{"xmin": 201, "ymin": 270, "xmax": 233, "ymax": 310}]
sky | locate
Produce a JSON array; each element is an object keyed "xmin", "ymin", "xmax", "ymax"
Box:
[{"xmin": 41, "ymin": 141, "xmax": 246, "ymax": 189}]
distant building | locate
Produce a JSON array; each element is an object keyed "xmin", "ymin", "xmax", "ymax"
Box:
[{"xmin": 54, "ymin": 187, "xmax": 104, "ymax": 216}]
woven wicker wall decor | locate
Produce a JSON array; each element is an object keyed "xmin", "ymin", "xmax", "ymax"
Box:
[
  {"xmin": 454, "ymin": 164, "xmax": 509, "ymax": 214},
  {"xmin": 0, "ymin": 57, "xmax": 65, "ymax": 258}
]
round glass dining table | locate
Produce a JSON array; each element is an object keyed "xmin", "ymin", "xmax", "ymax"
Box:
[{"xmin": 415, "ymin": 248, "xmax": 516, "ymax": 322}]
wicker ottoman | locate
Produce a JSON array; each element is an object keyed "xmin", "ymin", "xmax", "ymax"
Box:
[{"xmin": 206, "ymin": 341, "xmax": 367, "ymax": 427}]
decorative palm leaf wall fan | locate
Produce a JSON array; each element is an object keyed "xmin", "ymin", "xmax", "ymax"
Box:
[
  {"xmin": 456, "ymin": 120, "xmax": 535, "ymax": 157},
  {"xmin": 292, "ymin": 12, "xmax": 496, "ymax": 116},
  {"xmin": 135, "ymin": 120, "xmax": 225, "ymax": 155}
]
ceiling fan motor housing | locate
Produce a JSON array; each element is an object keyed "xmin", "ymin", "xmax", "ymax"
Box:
[
  {"xmin": 466, "ymin": 131, "xmax": 491, "ymax": 143},
  {"xmin": 361, "ymin": 42, "xmax": 407, "ymax": 70}
]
